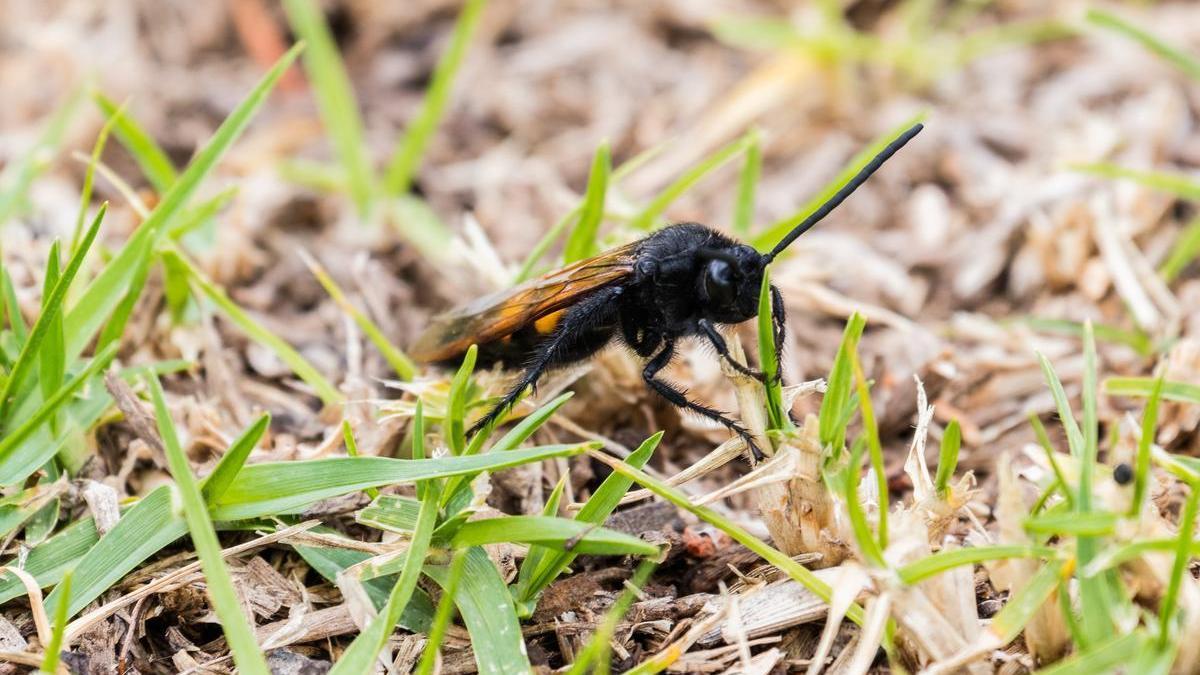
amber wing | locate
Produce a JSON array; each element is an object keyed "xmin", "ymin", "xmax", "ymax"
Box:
[{"xmin": 410, "ymin": 244, "xmax": 638, "ymax": 363}]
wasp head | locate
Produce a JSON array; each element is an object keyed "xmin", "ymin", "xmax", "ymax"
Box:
[{"xmin": 697, "ymin": 244, "xmax": 767, "ymax": 323}]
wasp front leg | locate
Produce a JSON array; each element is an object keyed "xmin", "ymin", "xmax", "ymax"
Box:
[{"xmin": 696, "ymin": 318, "xmax": 768, "ymax": 382}]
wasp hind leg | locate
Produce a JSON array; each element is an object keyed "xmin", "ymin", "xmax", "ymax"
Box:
[
  {"xmin": 642, "ymin": 340, "xmax": 763, "ymax": 462},
  {"xmin": 469, "ymin": 286, "xmax": 623, "ymax": 438}
]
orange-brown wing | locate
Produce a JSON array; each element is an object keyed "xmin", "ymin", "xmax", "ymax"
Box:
[{"xmin": 410, "ymin": 243, "xmax": 638, "ymax": 363}]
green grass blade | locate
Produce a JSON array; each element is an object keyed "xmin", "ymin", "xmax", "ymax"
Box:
[
  {"xmin": 39, "ymin": 570, "xmax": 70, "ymax": 674},
  {"xmin": 451, "ymin": 516, "xmax": 659, "ymax": 557},
  {"xmin": 210, "ymin": 441, "xmax": 596, "ymax": 520},
  {"xmin": 733, "ymin": 128, "xmax": 761, "ymax": 237},
  {"xmin": 330, "ymin": 480, "xmax": 440, "ymax": 673},
  {"xmin": 200, "ymin": 413, "xmax": 271, "ymax": 503},
  {"xmin": 842, "ymin": 437, "xmax": 885, "ymax": 567},
  {"xmin": 758, "ymin": 271, "xmax": 790, "ymax": 432},
  {"xmin": 93, "ymin": 92, "xmax": 178, "ymax": 193},
  {"xmin": 94, "ymin": 236, "xmax": 154, "ymax": 353},
  {"xmin": 1035, "ymin": 630, "xmax": 1148, "ymax": 675},
  {"xmin": 63, "ymin": 44, "xmax": 303, "ymax": 363},
  {"xmin": 990, "ymin": 560, "xmax": 1067, "ymax": 644},
  {"xmin": 1159, "ymin": 480, "xmax": 1199, "ymax": 647},
  {"xmin": 851, "ymin": 351, "xmax": 886, "ymax": 548},
  {"xmin": 630, "ymin": 130, "xmax": 755, "ymax": 231},
  {"xmin": 935, "ymin": 419, "xmax": 961, "ymax": 498},
  {"xmin": 898, "ymin": 545, "xmax": 1057, "ymax": 585},
  {"xmin": 384, "ymin": 0, "xmax": 487, "ymax": 195},
  {"xmin": 301, "ymin": 251, "xmax": 416, "ymax": 380},
  {"xmin": 1104, "ymin": 376, "xmax": 1200, "ymax": 404},
  {"xmin": 70, "ymin": 103, "xmax": 122, "ymax": 255},
  {"xmin": 446, "ymin": 344, "xmax": 478, "ymax": 454},
  {"xmin": 818, "ymin": 312, "xmax": 866, "ymax": 455},
  {"xmin": 0, "ymin": 342, "xmax": 118, "ymax": 470},
  {"xmin": 282, "ymin": 0, "xmax": 375, "ymax": 214},
  {"xmin": 1071, "ymin": 162, "xmax": 1200, "ymax": 201},
  {"xmin": 591, "ymin": 451, "xmax": 867, "ymax": 627},
  {"xmin": 169, "ymin": 186, "xmax": 238, "ymax": 247},
  {"xmin": 42, "ymin": 484, "xmax": 186, "ymax": 616},
  {"xmin": 147, "ymin": 375, "xmax": 269, "ymax": 675},
  {"xmin": 566, "ymin": 559, "xmax": 658, "ymax": 675},
  {"xmin": 1160, "ymin": 217, "xmax": 1200, "ymax": 283},
  {"xmin": 38, "ymin": 243, "xmax": 65, "ymax": 410},
  {"xmin": 162, "ymin": 248, "xmax": 342, "ymax": 406},
  {"xmin": 753, "ymin": 112, "xmax": 926, "ymax": 252},
  {"xmin": 1021, "ymin": 316, "xmax": 1153, "ymax": 357},
  {"xmin": 562, "ymin": 143, "xmax": 611, "ymax": 263},
  {"xmin": 1023, "ymin": 510, "xmax": 1119, "ymax": 537},
  {"xmin": 1130, "ymin": 373, "xmax": 1164, "ymax": 517},
  {"xmin": 0, "ymin": 517, "xmax": 98, "ymax": 605},
  {"xmin": 416, "ymin": 548, "xmax": 469, "ymax": 675},
  {"xmin": 1037, "ymin": 353, "xmax": 1084, "ymax": 458},
  {"xmin": 514, "ymin": 433, "xmax": 660, "ymax": 611},
  {"xmin": 0, "ymin": 205, "xmax": 106, "ymax": 426},
  {"xmin": 1087, "ymin": 9, "xmax": 1200, "ymax": 81},
  {"xmin": 1074, "ymin": 322, "xmax": 1114, "ymax": 645},
  {"xmin": 1, "ymin": 263, "xmax": 27, "ymax": 342},
  {"xmin": 423, "ymin": 546, "xmax": 530, "ymax": 675}
]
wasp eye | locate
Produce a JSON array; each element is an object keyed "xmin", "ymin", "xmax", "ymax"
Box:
[{"xmin": 704, "ymin": 260, "xmax": 735, "ymax": 304}]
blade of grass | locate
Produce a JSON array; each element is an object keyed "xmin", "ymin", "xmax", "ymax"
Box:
[
  {"xmin": 1037, "ymin": 354, "xmax": 1085, "ymax": 458},
  {"xmin": 341, "ymin": 419, "xmax": 378, "ymax": 500},
  {"xmin": 897, "ymin": 545, "xmax": 1058, "ymax": 585},
  {"xmin": 1131, "ymin": 372, "xmax": 1165, "ymax": 517},
  {"xmin": 1021, "ymin": 316, "xmax": 1153, "ymax": 357},
  {"xmin": 210, "ymin": 441, "xmax": 596, "ymax": 520},
  {"xmin": 934, "ymin": 419, "xmax": 961, "ymax": 498},
  {"xmin": 1023, "ymin": 510, "xmax": 1119, "ymax": 537},
  {"xmin": 415, "ymin": 548, "xmax": 469, "ymax": 675},
  {"xmin": 1029, "ymin": 413, "xmax": 1074, "ymax": 509},
  {"xmin": 562, "ymin": 142, "xmax": 611, "ymax": 263},
  {"xmin": 0, "ymin": 205, "xmax": 106, "ymax": 426},
  {"xmin": 451, "ymin": 516, "xmax": 660, "ymax": 557},
  {"xmin": 63, "ymin": 44, "xmax": 303, "ymax": 364},
  {"xmin": 733, "ymin": 128, "xmax": 761, "ymax": 237},
  {"xmin": 423, "ymin": 546, "xmax": 531, "ymax": 675},
  {"xmin": 588, "ymin": 450, "xmax": 867, "ymax": 627},
  {"xmin": 330, "ymin": 479, "xmax": 440, "ymax": 674},
  {"xmin": 989, "ymin": 559, "xmax": 1068, "ymax": 644},
  {"xmin": 147, "ymin": 375, "xmax": 269, "ymax": 675},
  {"xmin": 1160, "ymin": 217, "xmax": 1200, "ymax": 283},
  {"xmin": 38, "ymin": 243, "xmax": 65, "ymax": 414},
  {"xmin": 445, "ymin": 344, "xmax": 478, "ymax": 454},
  {"xmin": 0, "ymin": 342, "xmax": 118, "ymax": 469},
  {"xmin": 842, "ymin": 437, "xmax": 885, "ymax": 567},
  {"xmin": 1, "ymin": 263, "xmax": 27, "ymax": 342},
  {"xmin": 0, "ymin": 517, "xmax": 98, "ymax": 605},
  {"xmin": 1071, "ymin": 162, "xmax": 1200, "ymax": 201},
  {"xmin": 39, "ymin": 570, "xmax": 70, "ymax": 674},
  {"xmin": 1035, "ymin": 630, "xmax": 1148, "ymax": 675},
  {"xmin": 1087, "ymin": 8, "xmax": 1200, "ymax": 81},
  {"xmin": 200, "ymin": 413, "xmax": 271, "ymax": 503},
  {"xmin": 300, "ymin": 250, "xmax": 416, "ymax": 379},
  {"xmin": 566, "ymin": 558, "xmax": 658, "ymax": 675},
  {"xmin": 818, "ymin": 312, "xmax": 866, "ymax": 455},
  {"xmin": 753, "ymin": 112, "xmax": 926, "ymax": 252},
  {"xmin": 162, "ymin": 248, "xmax": 342, "ymax": 406},
  {"xmin": 630, "ymin": 129, "xmax": 756, "ymax": 230},
  {"xmin": 70, "ymin": 103, "xmax": 123, "ymax": 255},
  {"xmin": 851, "ymin": 350, "xmax": 886, "ymax": 547},
  {"xmin": 758, "ymin": 271, "xmax": 790, "ymax": 432},
  {"xmin": 514, "ymin": 432, "xmax": 660, "ymax": 610},
  {"xmin": 92, "ymin": 92, "xmax": 178, "ymax": 193},
  {"xmin": 1104, "ymin": 377, "xmax": 1200, "ymax": 404},
  {"xmin": 1158, "ymin": 479, "xmax": 1199, "ymax": 647},
  {"xmin": 514, "ymin": 206, "xmax": 581, "ymax": 283},
  {"xmin": 282, "ymin": 0, "xmax": 375, "ymax": 215},
  {"xmin": 383, "ymin": 0, "xmax": 487, "ymax": 195}
]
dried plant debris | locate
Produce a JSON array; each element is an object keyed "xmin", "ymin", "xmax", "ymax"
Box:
[{"xmin": 1, "ymin": 0, "xmax": 1200, "ymax": 672}]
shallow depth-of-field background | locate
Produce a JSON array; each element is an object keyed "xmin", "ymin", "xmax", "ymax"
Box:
[{"xmin": 2, "ymin": 1, "xmax": 1200, "ymax": 673}]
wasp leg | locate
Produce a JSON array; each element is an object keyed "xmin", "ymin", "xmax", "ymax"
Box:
[
  {"xmin": 469, "ymin": 286, "xmax": 623, "ymax": 437},
  {"xmin": 770, "ymin": 284, "xmax": 787, "ymax": 383},
  {"xmin": 642, "ymin": 340, "xmax": 763, "ymax": 462},
  {"xmin": 696, "ymin": 318, "xmax": 767, "ymax": 381}
]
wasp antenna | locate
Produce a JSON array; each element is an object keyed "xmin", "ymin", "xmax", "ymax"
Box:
[{"xmin": 765, "ymin": 122, "xmax": 924, "ymax": 262}]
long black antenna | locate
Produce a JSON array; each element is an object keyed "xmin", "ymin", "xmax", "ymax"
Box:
[{"xmin": 765, "ymin": 122, "xmax": 924, "ymax": 262}]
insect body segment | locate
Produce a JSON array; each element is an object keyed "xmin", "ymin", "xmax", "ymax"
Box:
[{"xmin": 411, "ymin": 123, "xmax": 925, "ymax": 460}]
